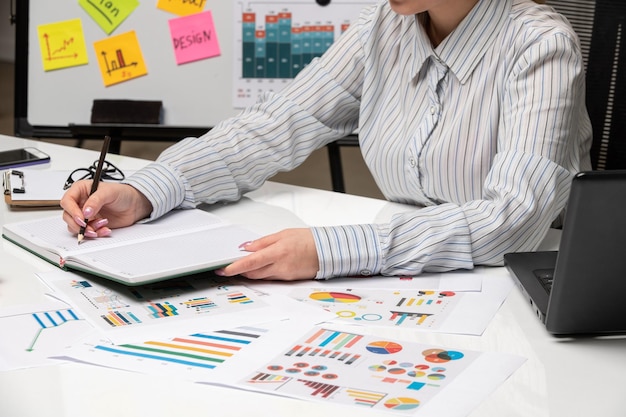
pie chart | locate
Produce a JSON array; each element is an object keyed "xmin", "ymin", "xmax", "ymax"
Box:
[
  {"xmin": 309, "ymin": 291, "xmax": 361, "ymax": 303},
  {"xmin": 384, "ymin": 397, "xmax": 420, "ymax": 410},
  {"xmin": 365, "ymin": 341, "xmax": 403, "ymax": 354}
]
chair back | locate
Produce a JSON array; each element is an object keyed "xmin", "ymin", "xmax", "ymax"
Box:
[{"xmin": 549, "ymin": 0, "xmax": 626, "ymax": 169}]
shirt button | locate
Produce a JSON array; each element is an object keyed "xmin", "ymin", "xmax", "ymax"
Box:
[
  {"xmin": 430, "ymin": 105, "xmax": 436, "ymax": 115},
  {"xmin": 360, "ymin": 269, "xmax": 372, "ymax": 276},
  {"xmin": 409, "ymin": 157, "xmax": 416, "ymax": 167}
]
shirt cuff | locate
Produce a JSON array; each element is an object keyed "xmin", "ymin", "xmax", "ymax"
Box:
[
  {"xmin": 312, "ymin": 224, "xmax": 383, "ymax": 279},
  {"xmin": 123, "ymin": 162, "xmax": 186, "ymax": 220}
]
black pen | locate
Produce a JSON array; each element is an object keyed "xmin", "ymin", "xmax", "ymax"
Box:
[{"xmin": 78, "ymin": 136, "xmax": 111, "ymax": 244}]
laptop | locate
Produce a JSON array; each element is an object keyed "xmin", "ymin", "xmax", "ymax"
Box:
[{"xmin": 504, "ymin": 170, "xmax": 626, "ymax": 336}]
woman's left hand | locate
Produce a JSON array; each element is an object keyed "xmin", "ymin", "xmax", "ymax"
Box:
[{"xmin": 215, "ymin": 228, "xmax": 319, "ymax": 281}]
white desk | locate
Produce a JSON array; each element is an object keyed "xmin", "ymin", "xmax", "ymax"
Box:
[{"xmin": 1, "ymin": 136, "xmax": 625, "ymax": 417}]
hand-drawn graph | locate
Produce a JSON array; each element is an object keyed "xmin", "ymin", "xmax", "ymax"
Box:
[
  {"xmin": 36, "ymin": 18, "xmax": 89, "ymax": 71},
  {"xmin": 93, "ymin": 30, "xmax": 148, "ymax": 86}
]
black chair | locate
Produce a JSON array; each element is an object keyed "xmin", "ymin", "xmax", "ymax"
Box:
[{"xmin": 326, "ymin": 0, "xmax": 626, "ymax": 192}]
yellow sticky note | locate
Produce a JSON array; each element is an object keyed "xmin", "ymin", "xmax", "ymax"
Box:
[
  {"xmin": 37, "ymin": 19, "xmax": 89, "ymax": 71},
  {"xmin": 157, "ymin": 0, "xmax": 206, "ymax": 17},
  {"xmin": 78, "ymin": 0, "xmax": 140, "ymax": 35},
  {"xmin": 93, "ymin": 30, "xmax": 148, "ymax": 86}
]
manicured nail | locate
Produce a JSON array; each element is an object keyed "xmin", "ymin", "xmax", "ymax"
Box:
[
  {"xmin": 74, "ymin": 216, "xmax": 87, "ymax": 227},
  {"xmin": 84, "ymin": 230, "xmax": 98, "ymax": 238},
  {"xmin": 214, "ymin": 269, "xmax": 225, "ymax": 276},
  {"xmin": 238, "ymin": 241, "xmax": 252, "ymax": 250},
  {"xmin": 98, "ymin": 227, "xmax": 112, "ymax": 237},
  {"xmin": 83, "ymin": 206, "xmax": 94, "ymax": 218},
  {"xmin": 92, "ymin": 218, "xmax": 109, "ymax": 229}
]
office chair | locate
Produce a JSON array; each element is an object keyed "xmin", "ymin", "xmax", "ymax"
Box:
[{"xmin": 327, "ymin": 0, "xmax": 626, "ymax": 192}]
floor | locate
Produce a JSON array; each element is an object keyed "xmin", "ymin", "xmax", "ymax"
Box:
[{"xmin": 0, "ymin": 60, "xmax": 384, "ymax": 199}]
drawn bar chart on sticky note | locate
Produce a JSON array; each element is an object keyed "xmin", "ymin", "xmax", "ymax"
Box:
[
  {"xmin": 78, "ymin": 0, "xmax": 140, "ymax": 35},
  {"xmin": 157, "ymin": 0, "xmax": 206, "ymax": 16},
  {"xmin": 37, "ymin": 18, "xmax": 89, "ymax": 71},
  {"xmin": 169, "ymin": 10, "xmax": 221, "ymax": 65},
  {"xmin": 93, "ymin": 30, "xmax": 148, "ymax": 86}
]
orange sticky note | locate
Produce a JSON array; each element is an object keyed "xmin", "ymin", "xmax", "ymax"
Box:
[
  {"xmin": 93, "ymin": 30, "xmax": 148, "ymax": 86},
  {"xmin": 37, "ymin": 18, "xmax": 89, "ymax": 71}
]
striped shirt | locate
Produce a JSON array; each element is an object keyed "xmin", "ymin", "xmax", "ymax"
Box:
[{"xmin": 126, "ymin": 0, "xmax": 592, "ymax": 279}]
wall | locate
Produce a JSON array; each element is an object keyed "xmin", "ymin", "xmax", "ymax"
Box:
[{"xmin": 0, "ymin": 0, "xmax": 15, "ymax": 62}]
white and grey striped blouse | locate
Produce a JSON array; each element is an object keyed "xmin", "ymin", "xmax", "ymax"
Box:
[{"xmin": 126, "ymin": 0, "xmax": 592, "ymax": 279}]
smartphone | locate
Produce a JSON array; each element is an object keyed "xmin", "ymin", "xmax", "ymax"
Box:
[{"xmin": 0, "ymin": 147, "xmax": 51, "ymax": 169}]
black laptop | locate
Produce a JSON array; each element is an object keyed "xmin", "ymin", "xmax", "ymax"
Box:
[{"xmin": 504, "ymin": 170, "xmax": 626, "ymax": 336}]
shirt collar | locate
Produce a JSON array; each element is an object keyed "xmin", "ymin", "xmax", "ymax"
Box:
[{"xmin": 409, "ymin": 0, "xmax": 511, "ymax": 84}]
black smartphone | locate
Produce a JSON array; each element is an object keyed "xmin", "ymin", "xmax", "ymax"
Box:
[{"xmin": 0, "ymin": 147, "xmax": 51, "ymax": 169}]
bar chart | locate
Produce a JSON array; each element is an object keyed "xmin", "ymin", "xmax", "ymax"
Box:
[{"xmin": 233, "ymin": 1, "xmax": 371, "ymax": 107}]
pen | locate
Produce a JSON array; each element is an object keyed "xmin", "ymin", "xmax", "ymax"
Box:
[{"xmin": 78, "ymin": 135, "xmax": 111, "ymax": 244}]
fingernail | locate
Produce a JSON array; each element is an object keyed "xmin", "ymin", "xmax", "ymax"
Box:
[
  {"xmin": 214, "ymin": 269, "xmax": 225, "ymax": 276},
  {"xmin": 83, "ymin": 206, "xmax": 94, "ymax": 218},
  {"xmin": 74, "ymin": 216, "xmax": 87, "ymax": 227},
  {"xmin": 92, "ymin": 218, "xmax": 109, "ymax": 229},
  {"xmin": 98, "ymin": 227, "xmax": 112, "ymax": 237},
  {"xmin": 238, "ymin": 241, "xmax": 252, "ymax": 250},
  {"xmin": 84, "ymin": 230, "xmax": 98, "ymax": 238}
]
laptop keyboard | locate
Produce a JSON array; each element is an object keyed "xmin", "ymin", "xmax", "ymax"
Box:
[{"xmin": 533, "ymin": 268, "xmax": 555, "ymax": 293}]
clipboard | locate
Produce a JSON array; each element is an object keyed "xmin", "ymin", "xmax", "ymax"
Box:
[{"xmin": 3, "ymin": 169, "xmax": 67, "ymax": 208}]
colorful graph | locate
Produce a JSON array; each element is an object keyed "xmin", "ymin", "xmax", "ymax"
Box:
[
  {"xmin": 241, "ymin": 9, "xmax": 346, "ymax": 79},
  {"xmin": 365, "ymin": 341, "xmax": 403, "ymax": 355},
  {"xmin": 101, "ymin": 310, "xmax": 142, "ymax": 327},
  {"xmin": 181, "ymin": 297, "xmax": 217, "ymax": 311},
  {"xmin": 384, "ymin": 397, "xmax": 421, "ymax": 411},
  {"xmin": 305, "ymin": 328, "xmax": 363, "ymax": 349},
  {"xmin": 233, "ymin": 1, "xmax": 370, "ymax": 107},
  {"xmin": 227, "ymin": 291, "xmax": 253, "ymax": 304},
  {"xmin": 389, "ymin": 310, "xmax": 433, "ymax": 326},
  {"xmin": 28, "ymin": 309, "xmax": 81, "ymax": 351},
  {"xmin": 93, "ymin": 327, "xmax": 266, "ymax": 370},
  {"xmin": 309, "ymin": 291, "xmax": 361, "ymax": 303}
]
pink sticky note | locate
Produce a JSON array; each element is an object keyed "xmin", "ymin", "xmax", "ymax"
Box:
[{"xmin": 168, "ymin": 10, "xmax": 220, "ymax": 65}]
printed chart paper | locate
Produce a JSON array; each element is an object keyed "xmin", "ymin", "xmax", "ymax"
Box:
[
  {"xmin": 37, "ymin": 270, "xmax": 305, "ymax": 344},
  {"xmin": 0, "ymin": 305, "xmax": 96, "ymax": 371},
  {"xmin": 285, "ymin": 272, "xmax": 513, "ymax": 335}
]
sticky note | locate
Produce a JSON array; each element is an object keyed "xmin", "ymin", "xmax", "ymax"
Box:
[
  {"xmin": 78, "ymin": 0, "xmax": 140, "ymax": 35},
  {"xmin": 37, "ymin": 18, "xmax": 89, "ymax": 71},
  {"xmin": 157, "ymin": 0, "xmax": 206, "ymax": 16},
  {"xmin": 93, "ymin": 30, "xmax": 148, "ymax": 86},
  {"xmin": 168, "ymin": 11, "xmax": 221, "ymax": 65}
]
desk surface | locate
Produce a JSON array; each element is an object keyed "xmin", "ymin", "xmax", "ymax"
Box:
[{"xmin": 1, "ymin": 135, "xmax": 625, "ymax": 417}]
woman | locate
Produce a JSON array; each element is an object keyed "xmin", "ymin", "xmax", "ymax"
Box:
[{"xmin": 61, "ymin": 0, "xmax": 591, "ymax": 281}]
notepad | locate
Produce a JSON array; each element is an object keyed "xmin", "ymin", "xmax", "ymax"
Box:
[
  {"xmin": 2, "ymin": 209, "xmax": 260, "ymax": 285},
  {"xmin": 3, "ymin": 169, "xmax": 68, "ymax": 208}
]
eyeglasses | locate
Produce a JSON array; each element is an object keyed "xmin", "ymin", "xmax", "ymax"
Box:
[{"xmin": 63, "ymin": 160, "xmax": 125, "ymax": 190}]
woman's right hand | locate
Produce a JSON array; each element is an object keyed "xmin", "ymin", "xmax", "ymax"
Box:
[{"xmin": 60, "ymin": 181, "xmax": 153, "ymax": 239}]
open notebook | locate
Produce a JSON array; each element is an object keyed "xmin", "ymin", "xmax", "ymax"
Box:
[{"xmin": 2, "ymin": 209, "xmax": 259, "ymax": 285}]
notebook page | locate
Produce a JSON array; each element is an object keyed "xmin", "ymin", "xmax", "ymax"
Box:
[{"xmin": 3, "ymin": 209, "xmax": 230, "ymax": 258}]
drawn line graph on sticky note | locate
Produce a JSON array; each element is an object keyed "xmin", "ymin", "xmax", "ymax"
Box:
[{"xmin": 37, "ymin": 18, "xmax": 89, "ymax": 71}]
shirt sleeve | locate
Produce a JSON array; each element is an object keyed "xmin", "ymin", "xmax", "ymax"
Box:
[
  {"xmin": 123, "ymin": 13, "xmax": 371, "ymax": 220},
  {"xmin": 313, "ymin": 32, "xmax": 591, "ymax": 279}
]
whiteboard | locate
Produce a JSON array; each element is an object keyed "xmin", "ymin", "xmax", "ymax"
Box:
[
  {"xmin": 20, "ymin": 0, "xmax": 372, "ymax": 134},
  {"xmin": 25, "ymin": 1, "xmax": 236, "ymax": 129}
]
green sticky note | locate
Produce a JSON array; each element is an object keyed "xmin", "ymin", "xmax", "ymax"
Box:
[{"xmin": 78, "ymin": 0, "xmax": 140, "ymax": 35}]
